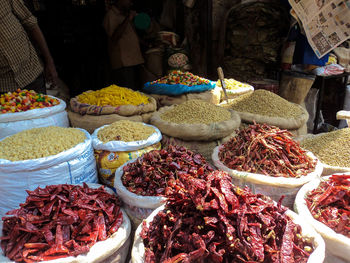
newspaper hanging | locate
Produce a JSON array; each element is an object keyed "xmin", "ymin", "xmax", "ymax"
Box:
[{"xmin": 289, "ymin": 0, "xmax": 350, "ymax": 58}]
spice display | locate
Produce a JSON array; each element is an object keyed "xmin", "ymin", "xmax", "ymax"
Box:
[
  {"xmin": 122, "ymin": 145, "xmax": 214, "ymax": 196},
  {"xmin": 150, "ymin": 70, "xmax": 210, "ymax": 86},
  {"xmin": 306, "ymin": 174, "xmax": 350, "ymax": 238},
  {"xmin": 77, "ymin": 85, "xmax": 149, "ymax": 107},
  {"xmin": 225, "ymin": 89, "xmax": 303, "ymax": 118},
  {"xmin": 219, "ymin": 123, "xmax": 316, "ymax": 177},
  {"xmin": 0, "ymin": 127, "xmax": 85, "ymax": 161},
  {"xmin": 161, "ymin": 100, "xmax": 231, "ymax": 124},
  {"xmin": 300, "ymin": 128, "xmax": 350, "ymax": 168},
  {"xmin": 0, "ymin": 89, "xmax": 60, "ymax": 114},
  {"xmin": 97, "ymin": 120, "xmax": 155, "ymax": 143},
  {"xmin": 1, "ymin": 183, "xmax": 123, "ymax": 262},
  {"xmin": 216, "ymin": 78, "xmax": 252, "ymax": 90},
  {"xmin": 141, "ymin": 170, "xmax": 314, "ymax": 262}
]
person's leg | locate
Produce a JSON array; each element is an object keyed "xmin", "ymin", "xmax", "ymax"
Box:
[
  {"xmin": 24, "ymin": 73, "xmax": 46, "ymax": 94},
  {"xmin": 111, "ymin": 66, "xmax": 138, "ymax": 91}
]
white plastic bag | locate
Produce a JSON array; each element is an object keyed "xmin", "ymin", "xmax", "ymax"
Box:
[
  {"xmin": 0, "ymin": 97, "xmax": 69, "ymax": 139},
  {"xmin": 92, "ymin": 123, "xmax": 162, "ymax": 151},
  {"xmin": 0, "ymin": 183, "xmax": 132, "ymax": 263},
  {"xmin": 212, "ymin": 146, "xmax": 323, "ymax": 208},
  {"xmin": 114, "ymin": 161, "xmax": 166, "ymax": 227},
  {"xmin": 0, "ymin": 129, "xmax": 98, "ymax": 218},
  {"xmin": 131, "ymin": 205, "xmax": 325, "ymax": 263},
  {"xmin": 294, "ymin": 174, "xmax": 350, "ymax": 262}
]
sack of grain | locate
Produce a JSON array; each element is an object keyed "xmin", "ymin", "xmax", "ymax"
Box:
[
  {"xmin": 92, "ymin": 121, "xmax": 162, "ymax": 188},
  {"xmin": 0, "ymin": 96, "xmax": 68, "ymax": 139},
  {"xmin": 294, "ymin": 174, "xmax": 350, "ymax": 262},
  {"xmin": 0, "ymin": 127, "xmax": 98, "ymax": 217},
  {"xmin": 299, "ymin": 129, "xmax": 350, "ymax": 176},
  {"xmin": 216, "ymin": 78, "xmax": 254, "ymax": 100},
  {"xmin": 0, "ymin": 183, "xmax": 131, "ymax": 263},
  {"xmin": 220, "ymin": 89, "xmax": 309, "ymax": 135},
  {"xmin": 150, "ymin": 100, "xmax": 241, "ymax": 141}
]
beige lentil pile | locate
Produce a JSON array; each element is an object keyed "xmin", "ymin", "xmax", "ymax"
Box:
[
  {"xmin": 161, "ymin": 99, "xmax": 231, "ymax": 124},
  {"xmin": 226, "ymin": 89, "xmax": 303, "ymax": 118},
  {"xmin": 300, "ymin": 128, "xmax": 350, "ymax": 167},
  {"xmin": 0, "ymin": 127, "xmax": 86, "ymax": 161},
  {"xmin": 98, "ymin": 120, "xmax": 155, "ymax": 143}
]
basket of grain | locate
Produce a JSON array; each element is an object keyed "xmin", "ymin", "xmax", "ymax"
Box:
[
  {"xmin": 294, "ymin": 174, "xmax": 350, "ymax": 262},
  {"xmin": 150, "ymin": 99, "xmax": 240, "ymax": 162},
  {"xmin": 92, "ymin": 120, "xmax": 162, "ymax": 188},
  {"xmin": 299, "ymin": 128, "xmax": 350, "ymax": 176},
  {"xmin": 220, "ymin": 89, "xmax": 309, "ymax": 136},
  {"xmin": 212, "ymin": 123, "xmax": 323, "ymax": 208},
  {"xmin": 68, "ymin": 85, "xmax": 157, "ymax": 133},
  {"xmin": 0, "ymin": 126, "xmax": 98, "ymax": 218}
]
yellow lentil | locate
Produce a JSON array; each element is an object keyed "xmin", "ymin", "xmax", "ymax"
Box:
[
  {"xmin": 216, "ymin": 78, "xmax": 252, "ymax": 90},
  {"xmin": 97, "ymin": 120, "xmax": 155, "ymax": 143},
  {"xmin": 161, "ymin": 99, "xmax": 231, "ymax": 124}
]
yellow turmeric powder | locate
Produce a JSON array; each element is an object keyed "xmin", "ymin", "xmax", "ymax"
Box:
[{"xmin": 77, "ymin": 85, "xmax": 149, "ymax": 107}]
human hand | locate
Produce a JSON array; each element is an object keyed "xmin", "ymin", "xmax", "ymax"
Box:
[{"xmin": 44, "ymin": 61, "xmax": 58, "ymax": 87}]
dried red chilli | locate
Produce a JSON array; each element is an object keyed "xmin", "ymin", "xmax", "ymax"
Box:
[
  {"xmin": 1, "ymin": 183, "xmax": 123, "ymax": 263},
  {"xmin": 306, "ymin": 174, "xmax": 350, "ymax": 238},
  {"xmin": 122, "ymin": 145, "xmax": 214, "ymax": 196},
  {"xmin": 141, "ymin": 171, "xmax": 313, "ymax": 263},
  {"xmin": 219, "ymin": 123, "xmax": 316, "ymax": 178}
]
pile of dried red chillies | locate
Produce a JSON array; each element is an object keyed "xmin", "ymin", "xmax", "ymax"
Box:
[
  {"xmin": 122, "ymin": 145, "xmax": 213, "ymax": 196},
  {"xmin": 1, "ymin": 183, "xmax": 123, "ymax": 263},
  {"xmin": 219, "ymin": 123, "xmax": 316, "ymax": 177},
  {"xmin": 141, "ymin": 171, "xmax": 314, "ymax": 262},
  {"xmin": 306, "ymin": 174, "xmax": 350, "ymax": 238}
]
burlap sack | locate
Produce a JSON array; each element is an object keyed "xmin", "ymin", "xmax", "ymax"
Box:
[
  {"xmin": 150, "ymin": 107, "xmax": 241, "ymax": 141},
  {"xmin": 70, "ymin": 91, "xmax": 157, "ymax": 116},
  {"xmin": 149, "ymin": 86, "xmax": 221, "ymax": 108},
  {"xmin": 68, "ymin": 110, "xmax": 143, "ymax": 133}
]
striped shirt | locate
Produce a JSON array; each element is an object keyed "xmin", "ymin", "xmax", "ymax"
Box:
[{"xmin": 0, "ymin": 0, "xmax": 43, "ymax": 92}]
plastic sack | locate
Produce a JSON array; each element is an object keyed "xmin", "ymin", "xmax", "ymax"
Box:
[
  {"xmin": 212, "ymin": 146, "xmax": 323, "ymax": 208},
  {"xmin": 312, "ymin": 64, "xmax": 345, "ymax": 76},
  {"xmin": 143, "ymin": 81, "xmax": 216, "ymax": 96},
  {"xmin": 0, "ymin": 129, "xmax": 98, "ymax": 218},
  {"xmin": 0, "ymin": 97, "xmax": 68, "ymax": 139},
  {"xmin": 0, "ymin": 183, "xmax": 131, "ymax": 263},
  {"xmin": 95, "ymin": 143, "xmax": 161, "ymax": 188},
  {"xmin": 294, "ymin": 174, "xmax": 350, "ymax": 262},
  {"xmin": 92, "ymin": 123, "xmax": 162, "ymax": 151},
  {"xmin": 114, "ymin": 161, "xmax": 166, "ymax": 227},
  {"xmin": 131, "ymin": 205, "xmax": 325, "ymax": 263}
]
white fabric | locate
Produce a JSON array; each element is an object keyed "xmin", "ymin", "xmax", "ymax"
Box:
[
  {"xmin": 92, "ymin": 123, "xmax": 162, "ymax": 151},
  {"xmin": 0, "ymin": 97, "xmax": 68, "ymax": 139},
  {"xmin": 0, "ymin": 183, "xmax": 131, "ymax": 263},
  {"xmin": 294, "ymin": 174, "xmax": 350, "ymax": 262},
  {"xmin": 212, "ymin": 146, "xmax": 323, "ymax": 208},
  {"xmin": 131, "ymin": 205, "xmax": 325, "ymax": 263},
  {"xmin": 0, "ymin": 129, "xmax": 98, "ymax": 218}
]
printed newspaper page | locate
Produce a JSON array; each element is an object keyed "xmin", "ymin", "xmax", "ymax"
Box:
[{"xmin": 289, "ymin": 0, "xmax": 350, "ymax": 58}]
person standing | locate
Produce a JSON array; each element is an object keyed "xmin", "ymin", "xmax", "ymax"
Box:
[
  {"xmin": 103, "ymin": 0, "xmax": 144, "ymax": 91},
  {"xmin": 0, "ymin": 0, "xmax": 57, "ymax": 94}
]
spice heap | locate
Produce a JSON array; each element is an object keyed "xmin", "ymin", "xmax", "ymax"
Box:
[
  {"xmin": 219, "ymin": 123, "xmax": 316, "ymax": 177},
  {"xmin": 122, "ymin": 145, "xmax": 214, "ymax": 196},
  {"xmin": 98, "ymin": 120, "xmax": 155, "ymax": 143},
  {"xmin": 150, "ymin": 70, "xmax": 210, "ymax": 86},
  {"xmin": 161, "ymin": 100, "xmax": 231, "ymax": 124},
  {"xmin": 225, "ymin": 89, "xmax": 302, "ymax": 118},
  {"xmin": 216, "ymin": 78, "xmax": 252, "ymax": 90},
  {"xmin": 77, "ymin": 85, "xmax": 149, "ymax": 107},
  {"xmin": 0, "ymin": 89, "xmax": 60, "ymax": 114},
  {"xmin": 141, "ymin": 171, "xmax": 314, "ymax": 262},
  {"xmin": 0, "ymin": 127, "xmax": 85, "ymax": 161},
  {"xmin": 300, "ymin": 128, "xmax": 350, "ymax": 167},
  {"xmin": 1, "ymin": 183, "xmax": 123, "ymax": 262},
  {"xmin": 306, "ymin": 174, "xmax": 350, "ymax": 238}
]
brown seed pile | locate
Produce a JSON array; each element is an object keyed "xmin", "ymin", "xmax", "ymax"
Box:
[
  {"xmin": 161, "ymin": 99, "xmax": 231, "ymax": 124},
  {"xmin": 226, "ymin": 89, "xmax": 303, "ymax": 118},
  {"xmin": 300, "ymin": 128, "xmax": 350, "ymax": 167},
  {"xmin": 97, "ymin": 120, "xmax": 155, "ymax": 143}
]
